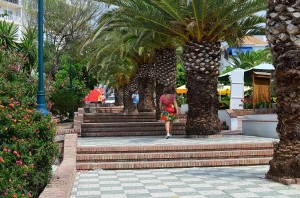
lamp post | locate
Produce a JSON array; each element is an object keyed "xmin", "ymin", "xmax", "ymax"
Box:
[
  {"xmin": 36, "ymin": 0, "xmax": 48, "ymax": 115},
  {"xmin": 69, "ymin": 59, "xmax": 73, "ymax": 92},
  {"xmin": 69, "ymin": 58, "xmax": 75, "ymax": 119}
]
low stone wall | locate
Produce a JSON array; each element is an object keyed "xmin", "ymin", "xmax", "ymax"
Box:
[
  {"xmin": 242, "ymin": 114, "xmax": 278, "ymax": 138},
  {"xmin": 231, "ymin": 109, "xmax": 254, "ymax": 116},
  {"xmin": 39, "ymin": 134, "xmax": 77, "ymax": 198},
  {"xmin": 56, "ymin": 128, "xmax": 81, "ymax": 135}
]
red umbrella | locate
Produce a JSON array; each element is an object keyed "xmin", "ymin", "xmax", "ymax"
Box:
[{"xmin": 84, "ymin": 89, "xmax": 100, "ymax": 102}]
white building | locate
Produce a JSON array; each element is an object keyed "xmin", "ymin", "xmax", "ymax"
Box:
[{"xmin": 0, "ymin": 0, "xmax": 24, "ymax": 41}]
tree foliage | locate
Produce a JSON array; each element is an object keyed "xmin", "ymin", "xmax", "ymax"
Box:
[
  {"xmin": 230, "ymin": 48, "xmax": 272, "ymax": 69},
  {"xmin": 25, "ymin": 0, "xmax": 105, "ymax": 77}
]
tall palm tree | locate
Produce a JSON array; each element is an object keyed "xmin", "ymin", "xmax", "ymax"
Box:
[
  {"xmin": 83, "ymin": 28, "xmax": 150, "ymax": 112},
  {"xmin": 91, "ymin": 8, "xmax": 182, "ymax": 118},
  {"xmin": 151, "ymin": 34, "xmax": 182, "ymax": 119},
  {"xmin": 96, "ymin": 0, "xmax": 266, "ymax": 136},
  {"xmin": 99, "ymin": 57, "xmax": 135, "ymax": 108},
  {"xmin": 122, "ymin": 31, "xmax": 156, "ymax": 112},
  {"xmin": 266, "ymin": 1, "xmax": 300, "ymax": 180}
]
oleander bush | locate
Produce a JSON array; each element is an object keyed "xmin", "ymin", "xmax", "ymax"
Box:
[{"xmin": 0, "ymin": 48, "xmax": 59, "ymax": 197}]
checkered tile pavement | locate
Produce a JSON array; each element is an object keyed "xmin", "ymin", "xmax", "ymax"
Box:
[{"xmin": 71, "ymin": 165, "xmax": 300, "ymax": 198}]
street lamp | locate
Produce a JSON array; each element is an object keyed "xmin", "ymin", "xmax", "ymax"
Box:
[
  {"xmin": 69, "ymin": 59, "xmax": 73, "ymax": 92},
  {"xmin": 36, "ymin": 0, "xmax": 48, "ymax": 115},
  {"xmin": 69, "ymin": 58, "xmax": 74, "ymax": 119}
]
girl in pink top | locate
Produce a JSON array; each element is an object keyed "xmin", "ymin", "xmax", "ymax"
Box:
[{"xmin": 159, "ymin": 86, "xmax": 179, "ymax": 139}]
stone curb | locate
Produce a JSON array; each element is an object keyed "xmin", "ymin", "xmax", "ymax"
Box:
[
  {"xmin": 39, "ymin": 134, "xmax": 77, "ymax": 198},
  {"xmin": 265, "ymin": 173, "xmax": 300, "ymax": 185}
]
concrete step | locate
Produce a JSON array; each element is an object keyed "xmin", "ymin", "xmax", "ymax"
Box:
[
  {"xmin": 81, "ymin": 122, "xmax": 185, "ymax": 127},
  {"xmin": 84, "ymin": 118, "xmax": 158, "ymax": 123},
  {"xmin": 77, "ymin": 149, "xmax": 273, "ymax": 162},
  {"xmin": 77, "ymin": 142, "xmax": 274, "ymax": 154},
  {"xmin": 81, "ymin": 122, "xmax": 186, "ymax": 137},
  {"xmin": 83, "ymin": 113, "xmax": 157, "ymax": 123},
  {"xmin": 76, "ymin": 142, "xmax": 274, "ymax": 170},
  {"xmin": 81, "ymin": 131, "xmax": 186, "ymax": 137},
  {"xmin": 85, "ymin": 107, "xmax": 124, "ymax": 113},
  {"xmin": 76, "ymin": 157, "xmax": 272, "ymax": 170}
]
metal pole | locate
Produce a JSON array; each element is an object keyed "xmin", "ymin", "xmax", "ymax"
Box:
[
  {"xmin": 69, "ymin": 58, "xmax": 75, "ymax": 119},
  {"xmin": 36, "ymin": 0, "xmax": 48, "ymax": 115},
  {"xmin": 69, "ymin": 59, "xmax": 72, "ymax": 92}
]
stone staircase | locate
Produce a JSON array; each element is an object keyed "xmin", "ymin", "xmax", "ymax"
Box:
[
  {"xmin": 81, "ymin": 112, "xmax": 186, "ymax": 137},
  {"xmin": 76, "ymin": 107, "xmax": 271, "ymax": 170},
  {"xmin": 76, "ymin": 142, "xmax": 274, "ymax": 170},
  {"xmin": 81, "ymin": 122, "xmax": 186, "ymax": 137},
  {"xmin": 83, "ymin": 113, "xmax": 157, "ymax": 123},
  {"xmin": 81, "ymin": 115, "xmax": 229, "ymax": 137}
]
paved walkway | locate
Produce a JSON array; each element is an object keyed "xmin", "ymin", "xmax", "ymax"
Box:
[
  {"xmin": 78, "ymin": 135, "xmax": 277, "ymax": 147},
  {"xmin": 71, "ymin": 165, "xmax": 300, "ymax": 198}
]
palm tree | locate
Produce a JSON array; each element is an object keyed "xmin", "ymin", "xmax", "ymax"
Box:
[
  {"xmin": 265, "ymin": 1, "xmax": 300, "ymax": 181},
  {"xmin": 152, "ymin": 35, "xmax": 182, "ymax": 119},
  {"xmin": 90, "ymin": 7, "xmax": 182, "ymax": 118},
  {"xmin": 19, "ymin": 28, "xmax": 38, "ymax": 73},
  {"xmin": 96, "ymin": 0, "xmax": 266, "ymax": 136},
  {"xmin": 84, "ymin": 27, "xmax": 157, "ymax": 112},
  {"xmin": 83, "ymin": 28, "xmax": 149, "ymax": 112},
  {"xmin": 230, "ymin": 48, "xmax": 272, "ymax": 69},
  {"xmin": 99, "ymin": 57, "xmax": 135, "ymax": 108},
  {"xmin": 0, "ymin": 20, "xmax": 18, "ymax": 50}
]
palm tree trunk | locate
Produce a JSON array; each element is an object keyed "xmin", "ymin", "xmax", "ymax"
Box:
[
  {"xmin": 137, "ymin": 77, "xmax": 155, "ymax": 112},
  {"xmin": 137, "ymin": 62, "xmax": 155, "ymax": 112},
  {"xmin": 114, "ymin": 86, "xmax": 124, "ymax": 106},
  {"xmin": 266, "ymin": 1, "xmax": 300, "ymax": 180},
  {"xmin": 123, "ymin": 77, "xmax": 137, "ymax": 113},
  {"xmin": 154, "ymin": 48, "xmax": 177, "ymax": 119},
  {"xmin": 183, "ymin": 41, "xmax": 221, "ymax": 136}
]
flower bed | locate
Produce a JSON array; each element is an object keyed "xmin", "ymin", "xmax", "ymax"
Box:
[{"xmin": 0, "ymin": 48, "xmax": 58, "ymax": 197}]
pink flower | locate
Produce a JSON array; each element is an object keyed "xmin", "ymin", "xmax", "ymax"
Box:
[
  {"xmin": 16, "ymin": 160, "xmax": 23, "ymax": 166},
  {"xmin": 7, "ymin": 114, "xmax": 12, "ymax": 119},
  {"xmin": 3, "ymin": 148, "xmax": 7, "ymax": 152}
]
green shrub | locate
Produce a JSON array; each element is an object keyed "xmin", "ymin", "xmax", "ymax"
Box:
[
  {"xmin": 219, "ymin": 101, "xmax": 229, "ymax": 109},
  {"xmin": 0, "ymin": 48, "xmax": 59, "ymax": 197},
  {"xmin": 48, "ymin": 58, "xmax": 88, "ymax": 119},
  {"xmin": 50, "ymin": 90, "xmax": 81, "ymax": 119},
  {"xmin": 176, "ymin": 94, "xmax": 187, "ymax": 107}
]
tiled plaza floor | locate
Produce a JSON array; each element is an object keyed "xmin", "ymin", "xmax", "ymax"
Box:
[
  {"xmin": 78, "ymin": 135, "xmax": 277, "ymax": 147},
  {"xmin": 70, "ymin": 165, "xmax": 300, "ymax": 198}
]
